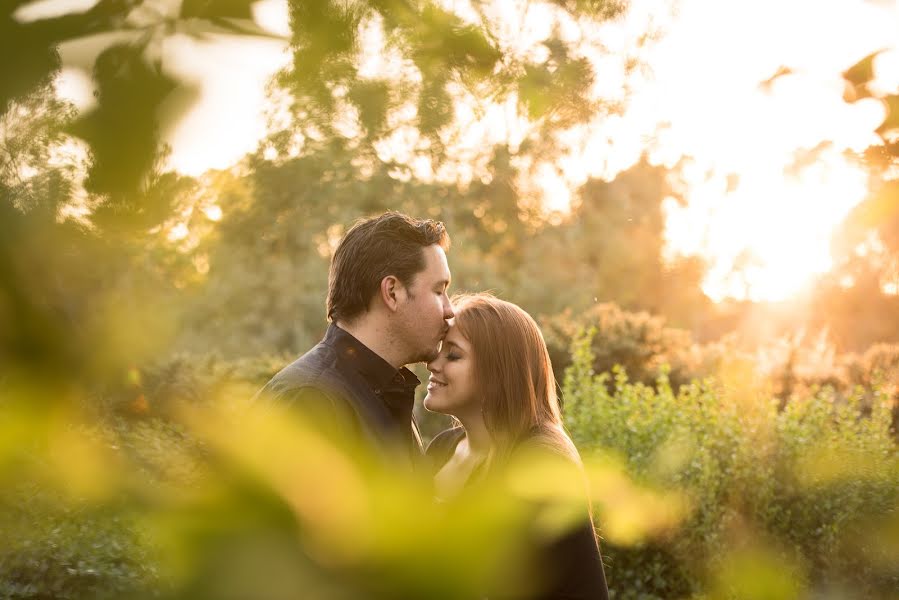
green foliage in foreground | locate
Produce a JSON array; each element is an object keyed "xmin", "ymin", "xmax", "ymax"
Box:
[
  {"xmin": 1, "ymin": 334, "xmax": 897, "ymax": 599},
  {"xmin": 563, "ymin": 329, "xmax": 899, "ymax": 599}
]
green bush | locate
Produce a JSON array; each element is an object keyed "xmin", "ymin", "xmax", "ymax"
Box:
[
  {"xmin": 0, "ymin": 416, "xmax": 202, "ymax": 599},
  {"xmin": 85, "ymin": 353, "xmax": 288, "ymax": 421},
  {"xmin": 563, "ymin": 328, "xmax": 899, "ymax": 599},
  {"xmin": 0, "ymin": 484, "xmax": 158, "ymax": 600},
  {"xmin": 543, "ymin": 303, "xmax": 722, "ymax": 392}
]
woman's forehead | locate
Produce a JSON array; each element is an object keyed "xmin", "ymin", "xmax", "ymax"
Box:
[{"xmin": 444, "ymin": 324, "xmax": 470, "ymax": 350}]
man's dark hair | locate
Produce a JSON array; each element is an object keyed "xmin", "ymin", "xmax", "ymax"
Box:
[{"xmin": 327, "ymin": 212, "xmax": 450, "ymax": 323}]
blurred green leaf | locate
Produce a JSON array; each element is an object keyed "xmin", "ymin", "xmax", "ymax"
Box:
[{"xmin": 68, "ymin": 44, "xmax": 176, "ymax": 201}]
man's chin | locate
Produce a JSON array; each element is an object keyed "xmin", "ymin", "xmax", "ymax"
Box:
[{"xmin": 414, "ymin": 347, "xmax": 441, "ymax": 365}]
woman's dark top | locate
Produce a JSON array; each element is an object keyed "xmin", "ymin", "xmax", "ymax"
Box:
[{"xmin": 427, "ymin": 428, "xmax": 610, "ymax": 600}]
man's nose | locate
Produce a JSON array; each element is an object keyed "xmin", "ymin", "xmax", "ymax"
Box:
[{"xmin": 443, "ymin": 300, "xmax": 455, "ymax": 319}]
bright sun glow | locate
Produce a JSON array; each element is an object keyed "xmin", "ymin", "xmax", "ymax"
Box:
[
  {"xmin": 663, "ymin": 151, "xmax": 870, "ymax": 302},
  {"xmin": 580, "ymin": 0, "xmax": 899, "ymax": 302},
  {"xmin": 14, "ymin": 0, "xmax": 100, "ymax": 21}
]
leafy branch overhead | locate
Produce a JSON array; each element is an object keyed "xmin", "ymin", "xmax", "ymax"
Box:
[
  {"xmin": 282, "ymin": 0, "xmax": 625, "ymax": 151},
  {"xmin": 4, "ymin": 0, "xmax": 628, "ymax": 205},
  {"xmin": 842, "ymin": 50, "xmax": 899, "ymax": 157},
  {"xmin": 2, "ymin": 0, "xmax": 279, "ymax": 202}
]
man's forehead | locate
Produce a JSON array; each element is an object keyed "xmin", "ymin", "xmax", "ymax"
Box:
[{"xmin": 423, "ymin": 244, "xmax": 451, "ymax": 280}]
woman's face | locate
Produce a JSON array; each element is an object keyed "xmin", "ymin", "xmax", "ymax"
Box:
[{"xmin": 424, "ymin": 324, "xmax": 478, "ymax": 418}]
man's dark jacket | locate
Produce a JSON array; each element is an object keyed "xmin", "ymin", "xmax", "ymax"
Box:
[{"xmin": 256, "ymin": 324, "xmax": 423, "ymax": 469}]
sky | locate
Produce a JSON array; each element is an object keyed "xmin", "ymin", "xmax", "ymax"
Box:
[
  {"xmin": 622, "ymin": 0, "xmax": 898, "ymax": 302},
  {"xmin": 38, "ymin": 0, "xmax": 899, "ymax": 302},
  {"xmin": 537, "ymin": 0, "xmax": 898, "ymax": 301}
]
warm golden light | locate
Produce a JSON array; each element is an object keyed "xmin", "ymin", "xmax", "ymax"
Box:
[
  {"xmin": 664, "ymin": 151, "xmax": 870, "ymax": 302},
  {"xmin": 49, "ymin": 0, "xmax": 898, "ymax": 302},
  {"xmin": 203, "ymin": 205, "xmax": 222, "ymax": 222},
  {"xmin": 615, "ymin": 0, "xmax": 898, "ymax": 302}
]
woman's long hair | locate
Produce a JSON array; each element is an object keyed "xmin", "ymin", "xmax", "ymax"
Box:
[{"xmin": 451, "ymin": 293, "xmax": 579, "ymax": 468}]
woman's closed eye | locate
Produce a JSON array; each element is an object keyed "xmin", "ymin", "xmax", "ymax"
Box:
[{"xmin": 446, "ymin": 352, "xmax": 461, "ymax": 361}]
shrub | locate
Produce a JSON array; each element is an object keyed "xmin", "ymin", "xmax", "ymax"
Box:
[
  {"xmin": 563, "ymin": 328, "xmax": 899, "ymax": 599},
  {"xmin": 0, "ymin": 417, "xmax": 200, "ymax": 599},
  {"xmin": 543, "ymin": 303, "xmax": 720, "ymax": 393},
  {"xmin": 86, "ymin": 353, "xmax": 288, "ymax": 421},
  {"xmin": 0, "ymin": 481, "xmax": 159, "ymax": 599}
]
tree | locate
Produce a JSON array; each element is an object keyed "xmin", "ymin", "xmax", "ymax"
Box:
[
  {"xmin": 2, "ymin": 0, "xmax": 275, "ymax": 205},
  {"xmin": 277, "ymin": 0, "xmax": 627, "ymax": 153},
  {"xmin": 0, "ymin": 83, "xmax": 199, "ymax": 389},
  {"xmin": 4, "ymin": 0, "xmax": 630, "ymax": 218},
  {"xmin": 815, "ymin": 50, "xmax": 899, "ymax": 349},
  {"xmin": 512, "ymin": 158, "xmax": 709, "ymax": 325}
]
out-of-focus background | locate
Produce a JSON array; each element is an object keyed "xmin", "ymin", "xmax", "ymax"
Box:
[{"xmin": 1, "ymin": 1, "xmax": 898, "ymax": 598}]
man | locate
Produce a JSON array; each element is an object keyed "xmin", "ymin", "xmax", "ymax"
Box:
[{"xmin": 256, "ymin": 211, "xmax": 453, "ymax": 468}]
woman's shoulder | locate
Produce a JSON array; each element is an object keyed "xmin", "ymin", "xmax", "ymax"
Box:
[
  {"xmin": 517, "ymin": 425, "xmax": 582, "ymax": 466},
  {"xmin": 425, "ymin": 427, "xmax": 466, "ymax": 469}
]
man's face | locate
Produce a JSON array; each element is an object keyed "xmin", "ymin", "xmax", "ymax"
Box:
[{"xmin": 395, "ymin": 244, "xmax": 454, "ymax": 364}]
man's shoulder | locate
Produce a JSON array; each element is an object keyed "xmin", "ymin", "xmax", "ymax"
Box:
[
  {"xmin": 255, "ymin": 340, "xmax": 356, "ymax": 419},
  {"xmin": 268, "ymin": 340, "xmax": 339, "ymax": 390},
  {"xmin": 259, "ymin": 337, "xmax": 362, "ymax": 405}
]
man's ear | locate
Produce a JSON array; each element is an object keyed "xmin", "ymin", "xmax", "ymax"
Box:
[{"xmin": 379, "ymin": 275, "xmax": 404, "ymax": 312}]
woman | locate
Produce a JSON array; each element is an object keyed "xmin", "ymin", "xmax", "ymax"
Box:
[{"xmin": 424, "ymin": 293, "xmax": 609, "ymax": 600}]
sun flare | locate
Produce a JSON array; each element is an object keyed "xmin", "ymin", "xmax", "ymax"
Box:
[
  {"xmin": 663, "ymin": 151, "xmax": 870, "ymax": 302},
  {"xmin": 628, "ymin": 0, "xmax": 897, "ymax": 303}
]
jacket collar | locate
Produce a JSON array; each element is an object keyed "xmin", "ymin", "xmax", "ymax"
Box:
[{"xmin": 324, "ymin": 323, "xmax": 420, "ymax": 392}]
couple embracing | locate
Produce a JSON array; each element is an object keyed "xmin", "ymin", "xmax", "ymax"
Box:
[{"xmin": 258, "ymin": 212, "xmax": 609, "ymax": 600}]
